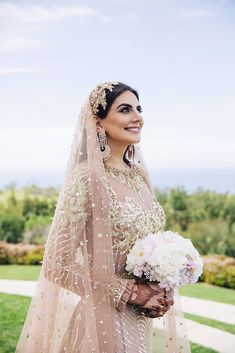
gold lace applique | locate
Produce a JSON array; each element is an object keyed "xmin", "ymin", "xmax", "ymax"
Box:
[
  {"xmin": 107, "ymin": 185, "xmax": 166, "ymax": 254},
  {"xmin": 104, "ymin": 164, "xmax": 149, "ymax": 200},
  {"xmin": 56, "ymin": 172, "xmax": 90, "ymax": 227}
]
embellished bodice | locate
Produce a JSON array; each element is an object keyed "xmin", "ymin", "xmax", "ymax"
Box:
[
  {"xmin": 104, "ymin": 164, "xmax": 166, "ymax": 258},
  {"xmin": 56, "ymin": 162, "xmax": 166, "ymax": 274}
]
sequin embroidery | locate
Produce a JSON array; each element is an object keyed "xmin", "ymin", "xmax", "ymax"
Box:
[
  {"xmin": 104, "ymin": 165, "xmax": 166, "ymax": 254},
  {"xmin": 56, "ymin": 170, "xmax": 90, "ymax": 227},
  {"xmin": 104, "ymin": 164, "xmax": 149, "ymax": 200}
]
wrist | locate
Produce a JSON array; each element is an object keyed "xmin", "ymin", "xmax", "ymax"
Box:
[
  {"xmin": 116, "ymin": 279, "xmax": 135, "ymax": 312},
  {"xmin": 128, "ymin": 284, "xmax": 139, "ymax": 304}
]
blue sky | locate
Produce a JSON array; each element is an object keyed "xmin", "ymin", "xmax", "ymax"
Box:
[{"xmin": 0, "ymin": 0, "xmax": 234, "ymax": 191}]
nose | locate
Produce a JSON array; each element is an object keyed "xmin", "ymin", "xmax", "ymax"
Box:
[{"xmin": 133, "ymin": 110, "xmax": 144, "ymax": 124}]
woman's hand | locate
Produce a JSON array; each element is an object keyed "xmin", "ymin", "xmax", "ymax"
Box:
[{"xmin": 128, "ymin": 282, "xmax": 174, "ymax": 318}]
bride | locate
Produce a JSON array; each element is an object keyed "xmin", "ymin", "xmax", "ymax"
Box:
[{"xmin": 16, "ymin": 81, "xmax": 191, "ymax": 352}]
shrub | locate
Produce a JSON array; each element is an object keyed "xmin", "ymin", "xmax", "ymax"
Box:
[
  {"xmin": 0, "ymin": 212, "xmax": 25, "ymax": 243},
  {"xmin": 201, "ymin": 255, "xmax": 235, "ymax": 289},
  {"xmin": 23, "ymin": 215, "xmax": 51, "ymax": 245},
  {"xmin": 0, "ymin": 242, "xmax": 10, "ymax": 264},
  {"xmin": 185, "ymin": 220, "xmax": 230, "ymax": 255},
  {"xmin": 0, "ymin": 241, "xmax": 44, "ymax": 265},
  {"xmin": 24, "ymin": 247, "xmax": 45, "ymax": 265}
]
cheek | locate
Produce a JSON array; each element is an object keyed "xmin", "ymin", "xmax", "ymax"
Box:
[{"xmin": 107, "ymin": 117, "xmax": 126, "ymax": 131}]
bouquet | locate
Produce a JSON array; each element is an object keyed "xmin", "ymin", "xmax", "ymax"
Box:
[
  {"xmin": 125, "ymin": 231, "xmax": 203, "ymax": 318},
  {"xmin": 126, "ymin": 230, "xmax": 204, "ymax": 291}
]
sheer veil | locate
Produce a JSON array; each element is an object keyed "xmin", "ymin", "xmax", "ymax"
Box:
[{"xmin": 15, "ymin": 86, "xmax": 191, "ymax": 353}]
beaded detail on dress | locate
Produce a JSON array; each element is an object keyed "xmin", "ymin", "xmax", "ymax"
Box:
[
  {"xmin": 104, "ymin": 163, "xmax": 166, "ymax": 255},
  {"xmin": 56, "ymin": 171, "xmax": 90, "ymax": 227},
  {"xmin": 104, "ymin": 164, "xmax": 147, "ymax": 199}
]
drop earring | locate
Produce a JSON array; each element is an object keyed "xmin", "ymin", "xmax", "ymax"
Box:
[
  {"xmin": 98, "ymin": 128, "xmax": 110, "ymax": 161},
  {"xmin": 127, "ymin": 144, "xmax": 134, "ymax": 162}
]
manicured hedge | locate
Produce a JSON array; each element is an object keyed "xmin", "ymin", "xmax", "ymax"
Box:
[
  {"xmin": 0, "ymin": 241, "xmax": 44, "ymax": 265},
  {"xmin": 201, "ymin": 255, "xmax": 235, "ymax": 289},
  {"xmin": 0, "ymin": 242, "xmax": 235, "ymax": 289}
]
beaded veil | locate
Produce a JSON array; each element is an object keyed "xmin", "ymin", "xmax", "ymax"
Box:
[{"xmin": 15, "ymin": 84, "xmax": 191, "ymax": 353}]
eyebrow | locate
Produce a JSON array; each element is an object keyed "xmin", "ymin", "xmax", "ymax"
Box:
[{"xmin": 116, "ymin": 103, "xmax": 142, "ymax": 110}]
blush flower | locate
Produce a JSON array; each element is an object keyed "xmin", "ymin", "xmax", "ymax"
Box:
[{"xmin": 125, "ymin": 231, "xmax": 204, "ymax": 290}]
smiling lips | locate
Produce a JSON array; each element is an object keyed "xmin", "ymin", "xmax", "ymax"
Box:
[{"xmin": 124, "ymin": 127, "xmax": 141, "ymax": 134}]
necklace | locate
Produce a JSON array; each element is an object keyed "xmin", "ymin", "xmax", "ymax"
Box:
[
  {"xmin": 104, "ymin": 161, "xmax": 132, "ymax": 172},
  {"xmin": 104, "ymin": 163, "xmax": 144, "ymax": 197}
]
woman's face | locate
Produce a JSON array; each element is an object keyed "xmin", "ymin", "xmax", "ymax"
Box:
[{"xmin": 97, "ymin": 90, "xmax": 144, "ymax": 147}]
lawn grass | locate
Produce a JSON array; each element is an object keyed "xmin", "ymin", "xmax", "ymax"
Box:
[
  {"xmin": 0, "ymin": 293, "xmax": 31, "ymax": 353},
  {"xmin": 0, "ymin": 265, "xmax": 235, "ymax": 305},
  {"xmin": 0, "ymin": 293, "xmax": 218, "ymax": 353},
  {"xmin": 0, "ymin": 265, "xmax": 41, "ymax": 281},
  {"xmin": 185, "ymin": 313, "xmax": 235, "ymax": 335},
  {"xmin": 189, "ymin": 343, "xmax": 218, "ymax": 353},
  {"xmin": 151, "ymin": 328, "xmax": 218, "ymax": 353},
  {"xmin": 179, "ymin": 282, "xmax": 235, "ymax": 305}
]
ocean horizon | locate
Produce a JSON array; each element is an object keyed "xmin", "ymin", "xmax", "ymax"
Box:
[{"xmin": 1, "ymin": 167, "xmax": 234, "ymax": 195}]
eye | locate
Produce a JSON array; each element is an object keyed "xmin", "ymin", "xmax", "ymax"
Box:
[
  {"xmin": 137, "ymin": 107, "xmax": 143, "ymax": 113},
  {"xmin": 119, "ymin": 107, "xmax": 129, "ymax": 113}
]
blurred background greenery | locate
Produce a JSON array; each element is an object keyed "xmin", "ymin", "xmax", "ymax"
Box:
[{"xmin": 0, "ymin": 183, "xmax": 234, "ymax": 288}]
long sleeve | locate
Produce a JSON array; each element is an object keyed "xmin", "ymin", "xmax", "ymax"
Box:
[
  {"xmin": 42, "ymin": 169, "xmax": 92, "ymax": 295},
  {"xmin": 44, "ymin": 235, "xmax": 134, "ymax": 310},
  {"xmin": 42, "ymin": 168, "xmax": 133, "ymax": 311}
]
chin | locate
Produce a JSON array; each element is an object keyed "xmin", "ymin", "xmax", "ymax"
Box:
[
  {"xmin": 130, "ymin": 136, "xmax": 141, "ymax": 144},
  {"xmin": 121, "ymin": 137, "xmax": 140, "ymax": 146},
  {"xmin": 115, "ymin": 134, "xmax": 141, "ymax": 146}
]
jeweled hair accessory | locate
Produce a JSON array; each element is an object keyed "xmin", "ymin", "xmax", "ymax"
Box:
[{"xmin": 89, "ymin": 81, "xmax": 119, "ymax": 115}]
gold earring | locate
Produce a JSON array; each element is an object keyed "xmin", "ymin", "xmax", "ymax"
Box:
[
  {"xmin": 127, "ymin": 144, "xmax": 134, "ymax": 162},
  {"xmin": 98, "ymin": 128, "xmax": 110, "ymax": 161}
]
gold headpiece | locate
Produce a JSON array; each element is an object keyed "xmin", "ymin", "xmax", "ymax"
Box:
[{"xmin": 89, "ymin": 81, "xmax": 119, "ymax": 116}]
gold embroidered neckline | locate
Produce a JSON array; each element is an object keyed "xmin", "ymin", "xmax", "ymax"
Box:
[
  {"xmin": 104, "ymin": 163, "xmax": 134, "ymax": 174},
  {"xmin": 104, "ymin": 163, "xmax": 145, "ymax": 198}
]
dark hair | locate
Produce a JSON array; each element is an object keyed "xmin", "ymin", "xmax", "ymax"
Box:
[
  {"xmin": 95, "ymin": 82, "xmax": 139, "ymax": 119},
  {"xmin": 96, "ymin": 82, "xmax": 139, "ymax": 164}
]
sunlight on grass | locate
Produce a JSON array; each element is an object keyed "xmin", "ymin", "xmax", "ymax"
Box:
[
  {"xmin": 0, "ymin": 293, "xmax": 31, "ymax": 353},
  {"xmin": 179, "ymin": 282, "xmax": 235, "ymax": 305},
  {"xmin": 0, "ymin": 293, "xmax": 220, "ymax": 353},
  {"xmin": 0, "ymin": 265, "xmax": 41, "ymax": 281},
  {"xmin": 185, "ymin": 313, "xmax": 235, "ymax": 335}
]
